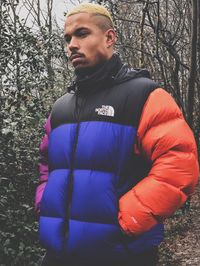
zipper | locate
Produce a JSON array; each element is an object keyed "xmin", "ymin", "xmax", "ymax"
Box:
[{"xmin": 65, "ymin": 87, "xmax": 86, "ymax": 234}]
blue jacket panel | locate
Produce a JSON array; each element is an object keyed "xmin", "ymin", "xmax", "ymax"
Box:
[{"xmin": 39, "ymin": 121, "xmax": 164, "ymax": 263}]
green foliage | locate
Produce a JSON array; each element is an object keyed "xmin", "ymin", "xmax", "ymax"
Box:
[
  {"xmin": 0, "ymin": 107, "xmax": 46, "ymax": 265},
  {"xmin": 0, "ymin": 1, "xmax": 68, "ymax": 265}
]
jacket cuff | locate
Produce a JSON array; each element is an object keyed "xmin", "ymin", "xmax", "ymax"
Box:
[{"xmin": 118, "ymin": 189, "xmax": 158, "ymax": 235}]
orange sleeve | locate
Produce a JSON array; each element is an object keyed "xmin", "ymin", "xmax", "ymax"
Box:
[{"xmin": 118, "ymin": 88, "xmax": 199, "ymax": 235}]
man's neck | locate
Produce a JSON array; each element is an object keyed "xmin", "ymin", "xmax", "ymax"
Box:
[
  {"xmin": 75, "ymin": 60, "xmax": 108, "ymax": 80},
  {"xmin": 72, "ymin": 54, "xmax": 123, "ymax": 92}
]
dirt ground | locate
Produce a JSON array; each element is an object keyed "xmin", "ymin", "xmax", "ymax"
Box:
[{"xmin": 158, "ymin": 182, "xmax": 200, "ymax": 266}]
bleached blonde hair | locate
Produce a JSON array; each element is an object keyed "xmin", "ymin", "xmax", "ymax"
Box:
[{"xmin": 66, "ymin": 3, "xmax": 114, "ymax": 30}]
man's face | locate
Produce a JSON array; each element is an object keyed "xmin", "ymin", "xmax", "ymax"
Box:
[{"xmin": 64, "ymin": 13, "xmax": 112, "ymax": 71}]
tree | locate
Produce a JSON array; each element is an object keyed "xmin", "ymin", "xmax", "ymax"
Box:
[
  {"xmin": 97, "ymin": 0, "xmax": 199, "ymax": 147},
  {"xmin": 188, "ymin": 0, "xmax": 198, "ymax": 128}
]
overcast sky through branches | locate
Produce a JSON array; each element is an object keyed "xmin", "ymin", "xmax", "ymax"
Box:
[{"xmin": 19, "ymin": 0, "xmax": 90, "ymax": 28}]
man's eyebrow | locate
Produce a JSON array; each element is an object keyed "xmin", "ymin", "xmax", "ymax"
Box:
[
  {"xmin": 74, "ymin": 27, "xmax": 90, "ymax": 35},
  {"xmin": 65, "ymin": 27, "xmax": 90, "ymax": 37}
]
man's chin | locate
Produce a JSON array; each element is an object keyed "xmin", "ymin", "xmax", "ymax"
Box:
[
  {"xmin": 74, "ymin": 64, "xmax": 92, "ymax": 75},
  {"xmin": 74, "ymin": 59, "xmax": 107, "ymax": 77}
]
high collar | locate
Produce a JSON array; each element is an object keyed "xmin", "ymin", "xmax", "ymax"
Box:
[
  {"xmin": 68, "ymin": 54, "xmax": 123, "ymax": 93},
  {"xmin": 67, "ymin": 54, "xmax": 151, "ymax": 94}
]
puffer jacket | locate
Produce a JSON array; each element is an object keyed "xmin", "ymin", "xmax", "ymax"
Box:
[{"xmin": 35, "ymin": 57, "xmax": 199, "ymax": 266}]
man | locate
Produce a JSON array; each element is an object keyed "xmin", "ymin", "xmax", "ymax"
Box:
[{"xmin": 35, "ymin": 3, "xmax": 199, "ymax": 266}]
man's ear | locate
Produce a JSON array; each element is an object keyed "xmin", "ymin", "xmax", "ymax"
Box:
[{"xmin": 106, "ymin": 29, "xmax": 116, "ymax": 48}]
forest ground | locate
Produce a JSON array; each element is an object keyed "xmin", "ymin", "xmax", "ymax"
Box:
[{"xmin": 159, "ymin": 181, "xmax": 200, "ymax": 265}]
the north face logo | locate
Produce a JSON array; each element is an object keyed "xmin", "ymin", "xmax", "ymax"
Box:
[{"xmin": 95, "ymin": 105, "xmax": 115, "ymax": 117}]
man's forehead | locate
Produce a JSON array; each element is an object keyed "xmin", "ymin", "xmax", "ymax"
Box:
[{"xmin": 64, "ymin": 13, "xmax": 99, "ymax": 35}]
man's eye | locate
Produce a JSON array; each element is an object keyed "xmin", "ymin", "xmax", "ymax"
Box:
[
  {"xmin": 78, "ymin": 31, "xmax": 89, "ymax": 38},
  {"xmin": 64, "ymin": 36, "xmax": 71, "ymax": 44}
]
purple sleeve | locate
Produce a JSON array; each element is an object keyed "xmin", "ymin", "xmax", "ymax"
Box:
[{"xmin": 35, "ymin": 115, "xmax": 51, "ymax": 213}]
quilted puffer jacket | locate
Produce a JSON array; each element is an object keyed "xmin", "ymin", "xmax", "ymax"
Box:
[{"xmin": 35, "ymin": 55, "xmax": 199, "ymax": 266}]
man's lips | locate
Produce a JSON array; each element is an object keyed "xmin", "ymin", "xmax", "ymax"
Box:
[{"xmin": 70, "ymin": 54, "xmax": 83, "ymax": 62}]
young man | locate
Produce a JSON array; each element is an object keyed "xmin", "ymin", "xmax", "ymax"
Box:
[{"xmin": 35, "ymin": 3, "xmax": 199, "ymax": 266}]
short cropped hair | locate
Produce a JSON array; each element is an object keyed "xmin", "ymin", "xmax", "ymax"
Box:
[{"xmin": 66, "ymin": 3, "xmax": 114, "ymax": 31}]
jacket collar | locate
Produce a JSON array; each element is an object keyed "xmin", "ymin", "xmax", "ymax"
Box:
[
  {"xmin": 67, "ymin": 53, "xmax": 123, "ymax": 93},
  {"xmin": 67, "ymin": 54, "xmax": 151, "ymax": 93}
]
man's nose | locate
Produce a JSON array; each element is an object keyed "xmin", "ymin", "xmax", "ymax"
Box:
[{"xmin": 68, "ymin": 37, "xmax": 79, "ymax": 51}]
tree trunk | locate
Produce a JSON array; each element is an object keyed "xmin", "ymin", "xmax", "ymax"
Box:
[
  {"xmin": 140, "ymin": 0, "xmax": 149, "ymax": 68},
  {"xmin": 188, "ymin": 0, "xmax": 198, "ymax": 128}
]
